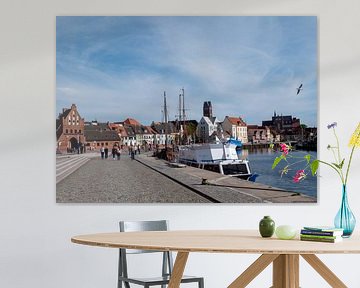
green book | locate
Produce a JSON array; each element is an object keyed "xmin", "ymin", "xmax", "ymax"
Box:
[
  {"xmin": 300, "ymin": 234, "xmax": 340, "ymax": 240},
  {"xmin": 303, "ymin": 226, "xmax": 344, "ymax": 233},
  {"xmin": 300, "ymin": 235, "xmax": 342, "ymax": 243}
]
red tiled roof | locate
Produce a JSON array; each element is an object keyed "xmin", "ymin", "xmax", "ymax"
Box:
[
  {"xmin": 226, "ymin": 116, "xmax": 247, "ymax": 126},
  {"xmin": 108, "ymin": 123, "xmax": 119, "ymax": 129},
  {"xmin": 124, "ymin": 118, "xmax": 141, "ymax": 126},
  {"xmin": 117, "ymin": 126, "xmax": 128, "ymax": 137},
  {"xmin": 144, "ymin": 126, "xmax": 156, "ymax": 134}
]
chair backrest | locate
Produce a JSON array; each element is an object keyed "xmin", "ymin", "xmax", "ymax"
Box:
[
  {"xmin": 120, "ymin": 220, "xmax": 168, "ymax": 232},
  {"xmin": 118, "ymin": 220, "xmax": 174, "ymax": 283},
  {"xmin": 119, "ymin": 220, "xmax": 168, "ymax": 254}
]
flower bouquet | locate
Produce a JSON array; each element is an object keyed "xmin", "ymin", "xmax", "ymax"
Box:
[{"xmin": 272, "ymin": 122, "xmax": 360, "ymax": 236}]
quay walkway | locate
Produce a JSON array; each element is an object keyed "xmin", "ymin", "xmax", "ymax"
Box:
[
  {"xmin": 56, "ymin": 153, "xmax": 208, "ymax": 203},
  {"xmin": 135, "ymin": 154, "xmax": 316, "ymax": 204},
  {"xmin": 56, "ymin": 153, "xmax": 316, "ymax": 203},
  {"xmin": 56, "ymin": 152, "xmax": 98, "ymax": 184}
]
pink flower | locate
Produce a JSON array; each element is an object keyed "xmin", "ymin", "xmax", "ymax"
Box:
[
  {"xmin": 293, "ymin": 169, "xmax": 306, "ymax": 183},
  {"xmin": 280, "ymin": 143, "xmax": 289, "ymax": 156}
]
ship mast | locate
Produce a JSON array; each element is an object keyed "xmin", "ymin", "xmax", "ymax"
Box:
[
  {"xmin": 163, "ymin": 91, "xmax": 168, "ymax": 150},
  {"xmin": 178, "ymin": 87, "xmax": 187, "ymax": 144},
  {"xmin": 182, "ymin": 87, "xmax": 186, "ymax": 142}
]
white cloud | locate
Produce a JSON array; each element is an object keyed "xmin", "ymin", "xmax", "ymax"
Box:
[{"xmin": 56, "ymin": 16, "xmax": 317, "ymax": 126}]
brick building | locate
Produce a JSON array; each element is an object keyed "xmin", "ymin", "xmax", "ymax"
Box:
[
  {"xmin": 56, "ymin": 104, "xmax": 85, "ymax": 153},
  {"xmin": 262, "ymin": 111, "xmax": 301, "ymax": 131},
  {"xmin": 84, "ymin": 121, "xmax": 121, "ymax": 151},
  {"xmin": 247, "ymin": 125, "xmax": 278, "ymax": 143},
  {"xmin": 262, "ymin": 112, "xmax": 302, "ymax": 141}
]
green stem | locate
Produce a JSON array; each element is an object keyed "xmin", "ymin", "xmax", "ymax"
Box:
[
  {"xmin": 333, "ymin": 128, "xmax": 342, "ymax": 163},
  {"xmin": 344, "ymin": 145, "xmax": 356, "ymax": 186},
  {"xmin": 330, "ymin": 147, "xmax": 338, "ymax": 164},
  {"xmin": 344, "ymin": 130, "xmax": 360, "ymax": 185},
  {"xmin": 333, "ymin": 128, "xmax": 345, "ymax": 181},
  {"xmin": 317, "ymin": 160, "xmax": 344, "ymax": 184},
  {"xmin": 285, "ymin": 159, "xmax": 308, "ymax": 168}
]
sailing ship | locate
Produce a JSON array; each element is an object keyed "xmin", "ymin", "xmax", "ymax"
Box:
[{"xmin": 160, "ymin": 88, "xmax": 252, "ymax": 180}]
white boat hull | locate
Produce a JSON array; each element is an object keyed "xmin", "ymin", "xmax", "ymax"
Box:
[{"xmin": 178, "ymin": 142, "xmax": 252, "ymax": 179}]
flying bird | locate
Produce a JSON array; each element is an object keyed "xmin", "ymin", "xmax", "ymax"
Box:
[{"xmin": 296, "ymin": 83, "xmax": 303, "ymax": 95}]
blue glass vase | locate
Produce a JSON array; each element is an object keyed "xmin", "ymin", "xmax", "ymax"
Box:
[{"xmin": 334, "ymin": 185, "xmax": 356, "ymax": 237}]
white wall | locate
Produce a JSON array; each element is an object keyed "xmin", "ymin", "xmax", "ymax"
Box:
[{"xmin": 1, "ymin": 0, "xmax": 360, "ymax": 287}]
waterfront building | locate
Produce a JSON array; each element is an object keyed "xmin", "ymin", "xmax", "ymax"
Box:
[
  {"xmin": 142, "ymin": 126, "xmax": 157, "ymax": 145},
  {"xmin": 262, "ymin": 111, "xmax": 300, "ymax": 131},
  {"xmin": 121, "ymin": 118, "xmax": 144, "ymax": 147},
  {"xmin": 196, "ymin": 116, "xmax": 220, "ymax": 143},
  {"xmin": 131, "ymin": 124, "xmax": 146, "ymax": 146},
  {"xmin": 151, "ymin": 122, "xmax": 177, "ymax": 145},
  {"xmin": 109, "ymin": 122, "xmax": 124, "ymax": 138},
  {"xmin": 84, "ymin": 121, "xmax": 121, "ymax": 151},
  {"xmin": 247, "ymin": 125, "xmax": 276, "ymax": 143},
  {"xmin": 56, "ymin": 104, "xmax": 85, "ymax": 153},
  {"xmin": 222, "ymin": 116, "xmax": 248, "ymax": 144},
  {"xmin": 131, "ymin": 125, "xmax": 157, "ymax": 146},
  {"xmin": 108, "ymin": 122, "xmax": 134, "ymax": 146},
  {"xmin": 111, "ymin": 118, "xmax": 169, "ymax": 147},
  {"xmin": 122, "ymin": 125, "xmax": 137, "ymax": 147},
  {"xmin": 262, "ymin": 112, "xmax": 302, "ymax": 141}
]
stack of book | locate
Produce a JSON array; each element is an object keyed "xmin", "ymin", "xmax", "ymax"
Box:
[{"xmin": 300, "ymin": 226, "xmax": 344, "ymax": 243}]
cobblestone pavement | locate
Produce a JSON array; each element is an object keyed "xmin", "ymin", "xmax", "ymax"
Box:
[
  {"xmin": 56, "ymin": 155, "xmax": 209, "ymax": 203},
  {"xmin": 56, "ymin": 152, "xmax": 98, "ymax": 183}
]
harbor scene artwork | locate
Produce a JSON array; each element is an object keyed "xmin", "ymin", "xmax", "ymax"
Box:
[{"xmin": 56, "ymin": 16, "xmax": 317, "ymax": 203}]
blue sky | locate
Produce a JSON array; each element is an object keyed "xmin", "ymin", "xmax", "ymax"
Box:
[{"xmin": 56, "ymin": 16, "xmax": 317, "ymax": 126}]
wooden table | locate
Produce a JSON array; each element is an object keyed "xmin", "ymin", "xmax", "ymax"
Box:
[{"xmin": 72, "ymin": 230, "xmax": 360, "ymax": 288}]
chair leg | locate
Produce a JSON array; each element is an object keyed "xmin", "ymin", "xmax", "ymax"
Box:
[
  {"xmin": 199, "ymin": 278, "xmax": 204, "ymax": 288},
  {"xmin": 119, "ymin": 279, "xmax": 130, "ymax": 288}
]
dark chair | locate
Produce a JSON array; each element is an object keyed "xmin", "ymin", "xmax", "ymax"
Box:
[{"xmin": 118, "ymin": 220, "xmax": 204, "ymax": 288}]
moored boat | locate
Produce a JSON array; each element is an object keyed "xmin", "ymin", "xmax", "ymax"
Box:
[{"xmin": 178, "ymin": 139, "xmax": 252, "ymax": 179}]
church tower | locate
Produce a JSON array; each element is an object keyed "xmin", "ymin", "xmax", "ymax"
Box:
[{"xmin": 203, "ymin": 101, "xmax": 212, "ymax": 118}]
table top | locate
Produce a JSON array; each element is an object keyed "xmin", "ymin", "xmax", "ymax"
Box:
[{"xmin": 71, "ymin": 230, "xmax": 360, "ymax": 254}]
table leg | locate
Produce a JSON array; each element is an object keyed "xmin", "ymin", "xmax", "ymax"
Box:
[
  {"xmin": 168, "ymin": 251, "xmax": 189, "ymax": 288},
  {"xmin": 228, "ymin": 254, "xmax": 279, "ymax": 288},
  {"xmin": 301, "ymin": 254, "xmax": 347, "ymax": 288},
  {"xmin": 272, "ymin": 254, "xmax": 299, "ymax": 288}
]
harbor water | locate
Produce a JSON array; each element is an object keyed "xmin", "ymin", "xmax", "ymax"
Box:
[{"xmin": 241, "ymin": 148, "xmax": 317, "ymax": 198}]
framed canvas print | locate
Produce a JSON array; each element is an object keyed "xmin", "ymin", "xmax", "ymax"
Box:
[{"xmin": 56, "ymin": 16, "xmax": 317, "ymax": 203}]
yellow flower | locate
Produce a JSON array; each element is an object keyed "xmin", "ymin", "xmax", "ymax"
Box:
[{"xmin": 349, "ymin": 122, "xmax": 360, "ymax": 148}]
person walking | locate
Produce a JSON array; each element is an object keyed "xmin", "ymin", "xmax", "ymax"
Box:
[
  {"xmin": 116, "ymin": 146, "xmax": 121, "ymax": 160},
  {"xmin": 104, "ymin": 146, "xmax": 109, "ymax": 159},
  {"xmin": 112, "ymin": 145, "xmax": 117, "ymax": 160},
  {"xmin": 100, "ymin": 144, "xmax": 105, "ymax": 159},
  {"xmin": 130, "ymin": 147, "xmax": 135, "ymax": 160}
]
